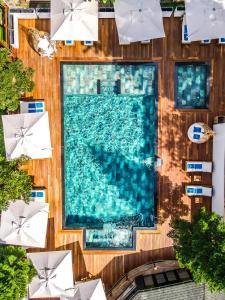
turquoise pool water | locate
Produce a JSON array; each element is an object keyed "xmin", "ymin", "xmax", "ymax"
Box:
[
  {"xmin": 61, "ymin": 63, "xmax": 157, "ymax": 249},
  {"xmin": 175, "ymin": 63, "xmax": 210, "ymax": 109}
]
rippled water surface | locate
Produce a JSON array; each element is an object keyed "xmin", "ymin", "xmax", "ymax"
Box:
[{"xmin": 62, "ymin": 63, "xmax": 157, "ymax": 248}]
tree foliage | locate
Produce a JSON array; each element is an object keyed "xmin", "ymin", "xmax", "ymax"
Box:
[
  {"xmin": 168, "ymin": 208, "xmax": 225, "ymax": 292},
  {"xmin": 0, "ymin": 48, "xmax": 34, "ymax": 112},
  {"xmin": 0, "ymin": 245, "xmax": 36, "ymax": 300},
  {"xmin": 99, "ymin": 0, "xmax": 114, "ymax": 4},
  {"xmin": 0, "ymin": 122, "xmax": 32, "ymax": 210}
]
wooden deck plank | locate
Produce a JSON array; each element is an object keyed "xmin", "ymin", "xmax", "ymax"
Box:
[{"xmin": 13, "ymin": 17, "xmax": 224, "ymax": 294}]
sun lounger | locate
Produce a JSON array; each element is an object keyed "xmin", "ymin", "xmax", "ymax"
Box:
[
  {"xmin": 185, "ymin": 185, "xmax": 212, "ymax": 197},
  {"xmin": 185, "ymin": 161, "xmax": 212, "ymax": 172},
  {"xmin": 201, "ymin": 39, "xmax": 211, "ymax": 44},
  {"xmin": 20, "ymin": 101, "xmax": 45, "ymax": 113},
  {"xmin": 182, "ymin": 16, "xmax": 190, "ymax": 44},
  {"xmin": 65, "ymin": 40, "xmax": 74, "ymax": 46},
  {"xmin": 174, "ymin": 6, "xmax": 185, "ymax": 17},
  {"xmin": 30, "ymin": 189, "xmax": 46, "ymax": 202},
  {"xmin": 83, "ymin": 40, "xmax": 93, "ymax": 46},
  {"xmin": 219, "ymin": 38, "xmax": 225, "ymax": 44},
  {"xmin": 162, "ymin": 7, "xmax": 173, "ymax": 17},
  {"xmin": 141, "ymin": 40, "xmax": 151, "ymax": 44},
  {"xmin": 119, "ymin": 39, "xmax": 130, "ymax": 45}
]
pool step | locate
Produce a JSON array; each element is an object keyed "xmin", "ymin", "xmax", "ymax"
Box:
[
  {"xmin": 84, "ymin": 226, "xmax": 134, "ymax": 250},
  {"xmin": 97, "ymin": 79, "xmax": 121, "ymax": 95}
]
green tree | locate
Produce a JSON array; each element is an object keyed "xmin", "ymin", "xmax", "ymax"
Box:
[
  {"xmin": 168, "ymin": 208, "xmax": 225, "ymax": 292},
  {"xmin": 0, "ymin": 245, "xmax": 36, "ymax": 300},
  {"xmin": 0, "ymin": 156, "xmax": 32, "ymax": 210},
  {"xmin": 0, "ymin": 48, "xmax": 34, "ymax": 112},
  {"xmin": 99, "ymin": 0, "xmax": 114, "ymax": 5}
]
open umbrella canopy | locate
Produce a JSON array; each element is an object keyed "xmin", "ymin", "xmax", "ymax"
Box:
[
  {"xmin": 51, "ymin": 0, "xmax": 98, "ymax": 41},
  {"xmin": 114, "ymin": 0, "xmax": 165, "ymax": 44},
  {"xmin": 0, "ymin": 200, "xmax": 49, "ymax": 248},
  {"xmin": 27, "ymin": 250, "xmax": 74, "ymax": 299},
  {"xmin": 2, "ymin": 112, "xmax": 52, "ymax": 160},
  {"xmin": 185, "ymin": 0, "xmax": 225, "ymax": 41},
  {"xmin": 74, "ymin": 279, "xmax": 106, "ymax": 300},
  {"xmin": 60, "ymin": 279, "xmax": 106, "ymax": 300}
]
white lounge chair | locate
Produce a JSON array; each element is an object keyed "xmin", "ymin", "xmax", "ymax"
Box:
[
  {"xmin": 185, "ymin": 161, "xmax": 212, "ymax": 173},
  {"xmin": 174, "ymin": 6, "xmax": 185, "ymax": 17},
  {"xmin": 83, "ymin": 40, "xmax": 93, "ymax": 46},
  {"xmin": 185, "ymin": 185, "xmax": 212, "ymax": 197},
  {"xmin": 65, "ymin": 40, "xmax": 74, "ymax": 46},
  {"xmin": 119, "ymin": 39, "xmax": 130, "ymax": 45},
  {"xmin": 182, "ymin": 16, "xmax": 190, "ymax": 44},
  {"xmin": 20, "ymin": 101, "xmax": 45, "ymax": 113},
  {"xmin": 201, "ymin": 39, "xmax": 211, "ymax": 44},
  {"xmin": 30, "ymin": 189, "xmax": 46, "ymax": 202},
  {"xmin": 141, "ymin": 40, "xmax": 151, "ymax": 44},
  {"xmin": 162, "ymin": 7, "xmax": 173, "ymax": 17},
  {"xmin": 219, "ymin": 38, "xmax": 225, "ymax": 44}
]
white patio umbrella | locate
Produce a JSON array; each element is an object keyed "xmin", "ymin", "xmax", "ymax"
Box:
[
  {"xmin": 1, "ymin": 112, "xmax": 52, "ymax": 160},
  {"xmin": 27, "ymin": 250, "xmax": 74, "ymax": 299},
  {"xmin": 0, "ymin": 200, "xmax": 49, "ymax": 248},
  {"xmin": 185, "ymin": 0, "xmax": 225, "ymax": 41},
  {"xmin": 60, "ymin": 279, "xmax": 107, "ymax": 300},
  {"xmin": 114, "ymin": 0, "xmax": 165, "ymax": 44},
  {"xmin": 51, "ymin": 0, "xmax": 98, "ymax": 41}
]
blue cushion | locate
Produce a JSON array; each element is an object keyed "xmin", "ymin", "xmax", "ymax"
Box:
[
  {"xmin": 187, "ymin": 187, "xmax": 194, "ymax": 193},
  {"xmin": 195, "ymin": 164, "xmax": 203, "ymax": 169},
  {"xmin": 36, "ymin": 192, "xmax": 44, "ymax": 197},
  {"xmin": 193, "ymin": 134, "xmax": 201, "ymax": 140},
  {"xmin": 184, "ymin": 25, "xmax": 189, "ymax": 41},
  {"xmin": 187, "ymin": 163, "xmax": 195, "ymax": 169},
  {"xmin": 28, "ymin": 109, "xmax": 36, "ymax": 113},
  {"xmin": 220, "ymin": 38, "xmax": 225, "ymax": 42},
  {"xmin": 31, "ymin": 191, "xmax": 36, "ymax": 197},
  {"xmin": 36, "ymin": 102, "xmax": 43, "ymax": 108},
  {"xmin": 36, "ymin": 109, "xmax": 44, "ymax": 112},
  {"xmin": 28, "ymin": 103, "xmax": 36, "ymax": 108},
  {"xmin": 196, "ymin": 188, "xmax": 203, "ymax": 194},
  {"xmin": 193, "ymin": 126, "xmax": 201, "ymax": 133}
]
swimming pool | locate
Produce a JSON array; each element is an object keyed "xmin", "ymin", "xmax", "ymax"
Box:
[
  {"xmin": 61, "ymin": 63, "xmax": 157, "ymax": 249},
  {"xmin": 174, "ymin": 62, "xmax": 210, "ymax": 109}
]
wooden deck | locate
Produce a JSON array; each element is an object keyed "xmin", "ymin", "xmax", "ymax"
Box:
[{"xmin": 14, "ymin": 17, "xmax": 225, "ymax": 294}]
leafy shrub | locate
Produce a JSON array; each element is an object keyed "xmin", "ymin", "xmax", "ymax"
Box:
[
  {"xmin": 0, "ymin": 245, "xmax": 36, "ymax": 300},
  {"xmin": 169, "ymin": 208, "xmax": 225, "ymax": 292},
  {"xmin": 0, "ymin": 156, "xmax": 32, "ymax": 210},
  {"xmin": 0, "ymin": 48, "xmax": 34, "ymax": 112}
]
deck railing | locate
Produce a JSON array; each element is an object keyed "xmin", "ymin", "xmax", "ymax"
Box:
[{"xmin": 107, "ymin": 260, "xmax": 179, "ymax": 300}]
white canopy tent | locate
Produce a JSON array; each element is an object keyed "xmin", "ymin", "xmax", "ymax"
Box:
[
  {"xmin": 185, "ymin": 0, "xmax": 225, "ymax": 41},
  {"xmin": 60, "ymin": 279, "xmax": 107, "ymax": 300},
  {"xmin": 0, "ymin": 200, "xmax": 49, "ymax": 248},
  {"xmin": 27, "ymin": 250, "xmax": 74, "ymax": 299},
  {"xmin": 212, "ymin": 123, "xmax": 225, "ymax": 217},
  {"xmin": 114, "ymin": 0, "xmax": 165, "ymax": 44},
  {"xmin": 2, "ymin": 112, "xmax": 52, "ymax": 160},
  {"xmin": 51, "ymin": 0, "xmax": 98, "ymax": 41}
]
